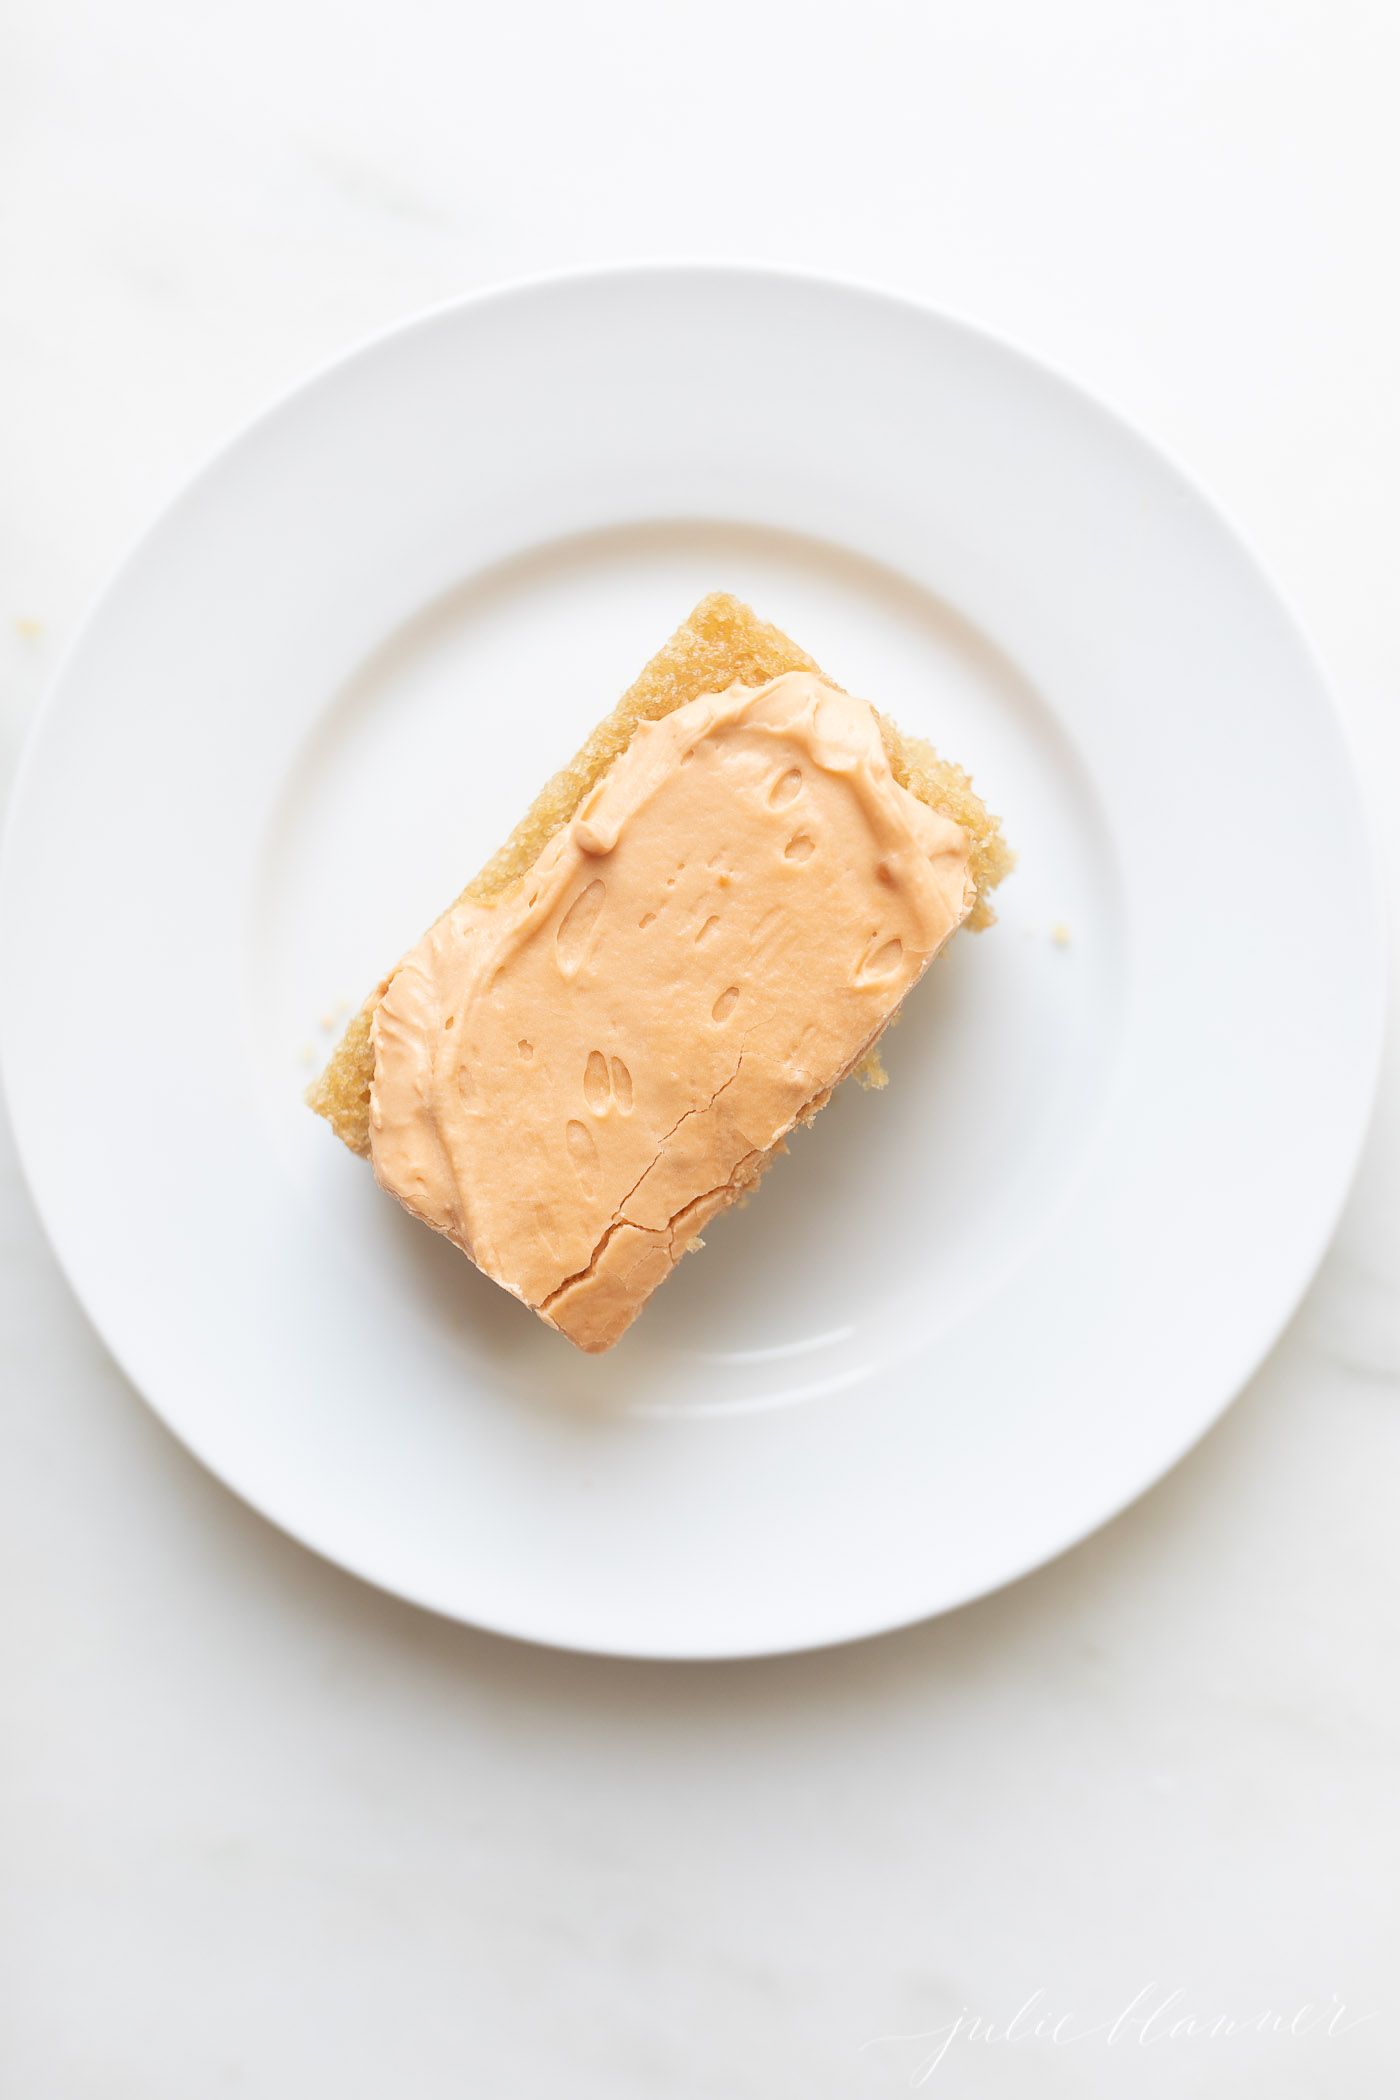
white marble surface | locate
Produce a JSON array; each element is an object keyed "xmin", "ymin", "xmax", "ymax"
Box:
[{"xmin": 3, "ymin": 2, "xmax": 1398, "ymax": 2092}]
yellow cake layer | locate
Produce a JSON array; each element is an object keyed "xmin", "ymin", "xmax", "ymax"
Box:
[{"xmin": 308, "ymin": 592, "xmax": 1013, "ymax": 1156}]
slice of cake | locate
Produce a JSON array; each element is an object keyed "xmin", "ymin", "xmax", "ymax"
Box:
[{"xmin": 309, "ymin": 594, "xmax": 1011, "ymax": 1350}]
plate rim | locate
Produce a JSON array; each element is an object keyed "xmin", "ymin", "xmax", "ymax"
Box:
[{"xmin": 0, "ymin": 260, "xmax": 1387, "ymax": 1658}]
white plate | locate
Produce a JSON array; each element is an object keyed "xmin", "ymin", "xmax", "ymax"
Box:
[{"xmin": 1, "ymin": 266, "xmax": 1383, "ymax": 1657}]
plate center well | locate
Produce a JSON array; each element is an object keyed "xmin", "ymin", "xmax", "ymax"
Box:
[{"xmin": 250, "ymin": 519, "xmax": 1127, "ymax": 1412}]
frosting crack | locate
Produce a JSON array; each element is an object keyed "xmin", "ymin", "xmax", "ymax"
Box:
[
  {"xmin": 538, "ymin": 1142, "xmax": 765, "ymax": 1320},
  {"xmin": 538, "ymin": 1052, "xmax": 750, "ymax": 1311}
]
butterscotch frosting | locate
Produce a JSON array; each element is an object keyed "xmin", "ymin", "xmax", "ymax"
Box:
[{"xmin": 369, "ymin": 672, "xmax": 973, "ymax": 1350}]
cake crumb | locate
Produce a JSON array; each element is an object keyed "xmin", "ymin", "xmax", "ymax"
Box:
[
  {"xmin": 14, "ymin": 616, "xmax": 42, "ymax": 640},
  {"xmin": 298, "ymin": 1043, "xmax": 316, "ymax": 1067},
  {"xmin": 1050, "ymin": 921, "xmax": 1071, "ymax": 948}
]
